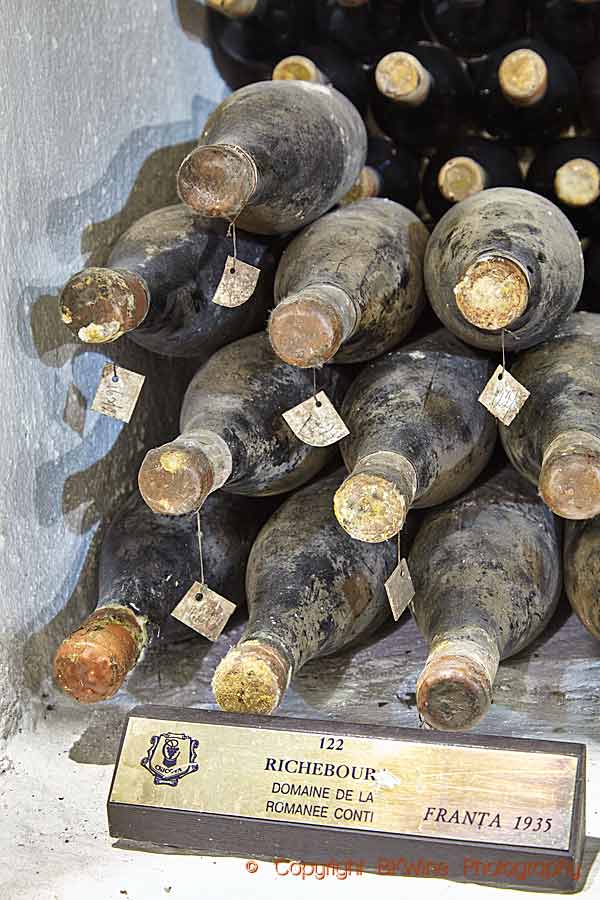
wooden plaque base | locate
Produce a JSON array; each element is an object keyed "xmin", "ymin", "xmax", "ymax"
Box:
[{"xmin": 108, "ymin": 705, "xmax": 586, "ymax": 893}]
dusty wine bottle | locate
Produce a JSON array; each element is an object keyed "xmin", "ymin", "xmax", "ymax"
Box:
[
  {"xmin": 371, "ymin": 43, "xmax": 473, "ymax": 148},
  {"xmin": 212, "ymin": 469, "xmax": 397, "ymax": 714},
  {"xmin": 333, "ymin": 329, "xmax": 496, "ymax": 543},
  {"xmin": 422, "ymin": 0, "xmax": 525, "ymax": 61},
  {"xmin": 473, "ymin": 39, "xmax": 578, "ymax": 143},
  {"xmin": 207, "ymin": 0, "xmax": 313, "ymax": 72},
  {"xmin": 58, "ymin": 204, "xmax": 278, "ymax": 357},
  {"xmin": 424, "ymin": 187, "xmax": 584, "ymax": 352},
  {"xmin": 530, "ymin": 0, "xmax": 600, "ymax": 66},
  {"xmin": 268, "ymin": 198, "xmax": 428, "ymax": 368},
  {"xmin": 526, "ymin": 139, "xmax": 600, "ymax": 237},
  {"xmin": 272, "ymin": 43, "xmax": 369, "ymax": 115},
  {"xmin": 409, "ymin": 465, "xmax": 562, "ymax": 731},
  {"xmin": 422, "ymin": 137, "xmax": 522, "ymax": 221},
  {"xmin": 315, "ymin": 0, "xmax": 414, "ymax": 66},
  {"xmin": 339, "ymin": 137, "xmax": 421, "ymax": 211},
  {"xmin": 564, "ymin": 517, "xmax": 600, "ymax": 641},
  {"xmin": 499, "ymin": 312, "xmax": 600, "ymax": 520},
  {"xmin": 177, "ymin": 80, "xmax": 367, "ymax": 235},
  {"xmin": 53, "ymin": 488, "xmax": 267, "ymax": 703},
  {"xmin": 581, "ymin": 56, "xmax": 600, "ymax": 136},
  {"xmin": 138, "ymin": 332, "xmax": 348, "ymax": 515}
]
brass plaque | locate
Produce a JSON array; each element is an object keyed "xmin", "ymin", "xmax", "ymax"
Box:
[{"xmin": 110, "ymin": 716, "xmax": 577, "ymax": 851}]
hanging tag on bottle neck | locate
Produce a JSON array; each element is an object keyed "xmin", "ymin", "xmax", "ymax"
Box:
[
  {"xmin": 282, "ymin": 369, "xmax": 350, "ymax": 448},
  {"xmin": 478, "ymin": 330, "xmax": 530, "ymax": 427},
  {"xmin": 170, "ymin": 511, "xmax": 236, "ymax": 641},
  {"xmin": 384, "ymin": 533, "xmax": 415, "ymax": 622},
  {"xmin": 91, "ymin": 362, "xmax": 145, "ymax": 423},
  {"xmin": 212, "ymin": 221, "xmax": 260, "ymax": 308}
]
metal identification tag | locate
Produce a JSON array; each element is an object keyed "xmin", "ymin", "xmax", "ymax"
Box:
[
  {"xmin": 478, "ymin": 365, "xmax": 530, "ymax": 427},
  {"xmin": 171, "ymin": 581, "xmax": 236, "ymax": 641},
  {"xmin": 385, "ymin": 558, "xmax": 415, "ymax": 622},
  {"xmin": 283, "ymin": 391, "xmax": 350, "ymax": 447},
  {"xmin": 91, "ymin": 364, "xmax": 145, "ymax": 423},
  {"xmin": 212, "ymin": 256, "xmax": 261, "ymax": 308}
]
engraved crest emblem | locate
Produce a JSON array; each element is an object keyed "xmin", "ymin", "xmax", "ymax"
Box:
[{"xmin": 141, "ymin": 732, "xmax": 199, "ymax": 787}]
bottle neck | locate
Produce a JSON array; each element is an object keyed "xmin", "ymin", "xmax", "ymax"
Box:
[
  {"xmin": 339, "ymin": 166, "xmax": 382, "ymax": 205},
  {"xmin": 206, "ymin": 0, "xmax": 260, "ymax": 19},
  {"xmin": 272, "ymin": 56, "xmax": 329, "ymax": 86},
  {"xmin": 554, "ymin": 158, "xmax": 600, "ymax": 208},
  {"xmin": 334, "ymin": 450, "xmax": 418, "ymax": 543},
  {"xmin": 416, "ymin": 627, "xmax": 500, "ymax": 731},
  {"xmin": 177, "ymin": 143, "xmax": 259, "ymax": 221},
  {"xmin": 53, "ymin": 606, "xmax": 145, "ymax": 703},
  {"xmin": 59, "ymin": 267, "xmax": 150, "ymax": 344},
  {"xmin": 375, "ymin": 52, "xmax": 432, "ymax": 107},
  {"xmin": 539, "ymin": 429, "xmax": 600, "ymax": 519},
  {"xmin": 438, "ymin": 156, "xmax": 488, "ymax": 204},
  {"xmin": 498, "ymin": 49, "xmax": 548, "ymax": 108},
  {"xmin": 269, "ymin": 283, "xmax": 358, "ymax": 368},
  {"xmin": 212, "ymin": 638, "xmax": 292, "ymax": 714},
  {"xmin": 454, "ymin": 253, "xmax": 530, "ymax": 331},
  {"xmin": 138, "ymin": 431, "xmax": 233, "ymax": 516}
]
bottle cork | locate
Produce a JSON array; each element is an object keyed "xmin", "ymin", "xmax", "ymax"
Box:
[
  {"xmin": 375, "ymin": 52, "xmax": 432, "ymax": 106},
  {"xmin": 539, "ymin": 430, "xmax": 600, "ymax": 519},
  {"xmin": 177, "ymin": 144, "xmax": 258, "ymax": 220},
  {"xmin": 339, "ymin": 166, "xmax": 382, "ymax": 206},
  {"xmin": 206, "ymin": 0, "xmax": 258, "ymax": 18},
  {"xmin": 416, "ymin": 637, "xmax": 498, "ymax": 731},
  {"xmin": 334, "ymin": 451, "xmax": 418, "ymax": 543},
  {"xmin": 212, "ymin": 640, "xmax": 291, "ymax": 714},
  {"xmin": 554, "ymin": 158, "xmax": 600, "ymax": 208},
  {"xmin": 59, "ymin": 268, "xmax": 149, "ymax": 343},
  {"xmin": 272, "ymin": 56, "xmax": 327, "ymax": 85},
  {"xmin": 138, "ymin": 442, "xmax": 216, "ymax": 515},
  {"xmin": 438, "ymin": 156, "xmax": 487, "ymax": 204},
  {"xmin": 498, "ymin": 49, "xmax": 548, "ymax": 107},
  {"xmin": 53, "ymin": 607, "xmax": 143, "ymax": 703},
  {"xmin": 454, "ymin": 255, "xmax": 529, "ymax": 331}
]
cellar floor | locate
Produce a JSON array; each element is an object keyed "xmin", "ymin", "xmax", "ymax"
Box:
[{"xmin": 4, "ymin": 600, "xmax": 600, "ymax": 899}]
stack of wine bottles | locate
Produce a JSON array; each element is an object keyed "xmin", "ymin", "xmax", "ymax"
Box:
[{"xmin": 53, "ymin": 0, "xmax": 600, "ymax": 733}]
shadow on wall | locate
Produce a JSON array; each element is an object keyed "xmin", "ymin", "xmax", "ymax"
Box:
[{"xmin": 19, "ymin": 112, "xmax": 220, "ymax": 705}]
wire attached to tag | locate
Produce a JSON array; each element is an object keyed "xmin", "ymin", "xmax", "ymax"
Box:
[
  {"xmin": 226, "ymin": 220, "xmax": 238, "ymax": 274},
  {"xmin": 312, "ymin": 368, "xmax": 322, "ymax": 407},
  {"xmin": 196, "ymin": 510, "xmax": 204, "ymax": 595}
]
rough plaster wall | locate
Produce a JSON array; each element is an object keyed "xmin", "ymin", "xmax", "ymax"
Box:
[{"xmin": 0, "ymin": 0, "xmax": 226, "ymax": 742}]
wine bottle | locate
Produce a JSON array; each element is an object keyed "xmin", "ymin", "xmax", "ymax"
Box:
[
  {"xmin": 530, "ymin": 0, "xmax": 600, "ymax": 66},
  {"xmin": 58, "ymin": 204, "xmax": 278, "ymax": 357},
  {"xmin": 339, "ymin": 137, "xmax": 421, "ymax": 210},
  {"xmin": 526, "ymin": 139, "xmax": 600, "ymax": 237},
  {"xmin": 177, "ymin": 80, "xmax": 367, "ymax": 235},
  {"xmin": 499, "ymin": 312, "xmax": 600, "ymax": 520},
  {"xmin": 424, "ymin": 187, "xmax": 584, "ymax": 352},
  {"xmin": 333, "ymin": 329, "xmax": 496, "ymax": 543},
  {"xmin": 207, "ymin": 0, "xmax": 313, "ymax": 72},
  {"xmin": 564, "ymin": 517, "xmax": 600, "ymax": 641},
  {"xmin": 315, "ymin": 0, "xmax": 415, "ymax": 66},
  {"xmin": 53, "ymin": 488, "xmax": 267, "ymax": 703},
  {"xmin": 422, "ymin": 0, "xmax": 525, "ymax": 61},
  {"xmin": 581, "ymin": 56, "xmax": 600, "ymax": 136},
  {"xmin": 268, "ymin": 198, "xmax": 428, "ymax": 367},
  {"xmin": 272, "ymin": 43, "xmax": 369, "ymax": 115},
  {"xmin": 370, "ymin": 43, "xmax": 473, "ymax": 148},
  {"xmin": 409, "ymin": 466, "xmax": 562, "ymax": 731},
  {"xmin": 422, "ymin": 137, "xmax": 522, "ymax": 221},
  {"xmin": 212, "ymin": 469, "xmax": 397, "ymax": 714},
  {"xmin": 138, "ymin": 332, "xmax": 348, "ymax": 515},
  {"xmin": 473, "ymin": 40, "xmax": 578, "ymax": 143}
]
